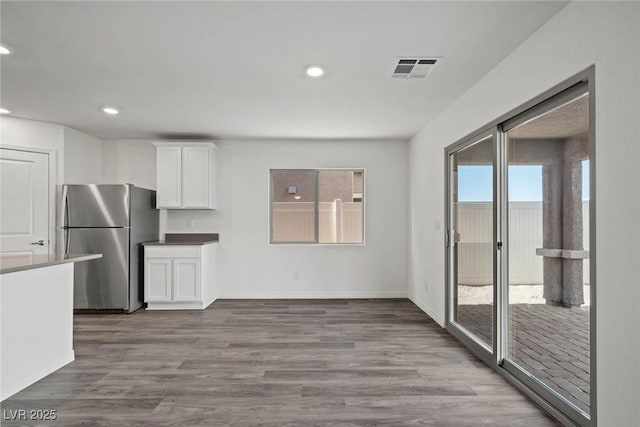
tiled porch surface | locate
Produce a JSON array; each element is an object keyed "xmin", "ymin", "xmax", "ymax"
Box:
[{"xmin": 457, "ymin": 303, "xmax": 590, "ymax": 414}]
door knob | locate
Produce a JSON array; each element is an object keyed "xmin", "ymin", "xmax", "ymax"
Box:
[{"xmin": 30, "ymin": 239, "xmax": 46, "ymax": 246}]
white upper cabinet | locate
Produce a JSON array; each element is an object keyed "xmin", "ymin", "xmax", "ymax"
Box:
[
  {"xmin": 182, "ymin": 146, "xmax": 210, "ymax": 208},
  {"xmin": 156, "ymin": 146, "xmax": 182, "ymax": 208},
  {"xmin": 153, "ymin": 142, "xmax": 218, "ymax": 209}
]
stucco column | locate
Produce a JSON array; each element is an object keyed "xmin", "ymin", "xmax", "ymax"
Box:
[
  {"xmin": 560, "ymin": 139, "xmax": 586, "ymax": 306},
  {"xmin": 542, "ymin": 162, "xmax": 563, "ymax": 305}
]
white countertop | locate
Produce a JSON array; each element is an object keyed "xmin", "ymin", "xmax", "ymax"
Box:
[{"xmin": 0, "ymin": 253, "xmax": 102, "ymax": 275}]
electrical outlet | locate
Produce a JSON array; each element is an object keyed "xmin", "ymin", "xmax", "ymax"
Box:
[
  {"xmin": 186, "ymin": 218, "xmax": 194, "ymax": 229},
  {"xmin": 424, "ymin": 281, "xmax": 429, "ymax": 291},
  {"xmin": 293, "ymin": 272, "xmax": 300, "ymax": 281}
]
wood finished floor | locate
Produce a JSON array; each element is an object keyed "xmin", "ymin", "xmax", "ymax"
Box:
[{"xmin": 1, "ymin": 299, "xmax": 559, "ymax": 426}]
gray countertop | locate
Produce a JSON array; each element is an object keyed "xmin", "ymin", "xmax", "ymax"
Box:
[
  {"xmin": 0, "ymin": 253, "xmax": 103, "ymax": 275},
  {"xmin": 142, "ymin": 233, "xmax": 219, "ymax": 246}
]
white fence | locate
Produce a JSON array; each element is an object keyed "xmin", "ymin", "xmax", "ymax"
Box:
[
  {"xmin": 457, "ymin": 201, "xmax": 590, "ymax": 285},
  {"xmin": 271, "ymin": 202, "xmax": 315, "ymax": 242},
  {"xmin": 272, "ymin": 201, "xmax": 363, "ymax": 243},
  {"xmin": 318, "ymin": 201, "xmax": 363, "ymax": 243}
]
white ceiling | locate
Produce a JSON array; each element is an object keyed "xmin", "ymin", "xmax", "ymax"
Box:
[{"xmin": 0, "ymin": 1, "xmax": 568, "ymax": 141}]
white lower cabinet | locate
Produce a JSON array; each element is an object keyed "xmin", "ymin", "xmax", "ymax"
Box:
[
  {"xmin": 144, "ymin": 243, "xmax": 217, "ymax": 310},
  {"xmin": 173, "ymin": 258, "xmax": 201, "ymax": 301},
  {"xmin": 146, "ymin": 259, "xmax": 172, "ymax": 302}
]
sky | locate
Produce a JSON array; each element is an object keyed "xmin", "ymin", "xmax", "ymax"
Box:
[{"xmin": 458, "ymin": 161, "xmax": 589, "ymax": 202}]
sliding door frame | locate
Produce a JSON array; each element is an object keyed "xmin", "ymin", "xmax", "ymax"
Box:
[
  {"xmin": 443, "ymin": 66, "xmax": 596, "ymax": 427},
  {"xmin": 500, "ymin": 81, "xmax": 593, "ymax": 426},
  {"xmin": 445, "ymin": 127, "xmax": 499, "ymax": 367}
]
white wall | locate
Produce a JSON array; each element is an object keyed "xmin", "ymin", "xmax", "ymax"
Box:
[
  {"xmin": 63, "ymin": 127, "xmax": 103, "ymax": 184},
  {"xmin": 0, "ymin": 116, "xmax": 106, "ymax": 185},
  {"xmin": 102, "ymin": 140, "xmax": 156, "ymax": 190},
  {"xmin": 1, "ymin": 117, "xmax": 105, "ymax": 252},
  {"xmin": 0, "ymin": 116, "xmax": 65, "ymax": 184},
  {"xmin": 408, "ymin": 2, "xmax": 640, "ymax": 425},
  {"xmin": 104, "ymin": 138, "xmax": 409, "ymax": 299},
  {"xmin": 0, "ymin": 116, "xmax": 102, "ymax": 250},
  {"xmin": 1, "ymin": 117, "xmax": 66, "ymax": 248}
]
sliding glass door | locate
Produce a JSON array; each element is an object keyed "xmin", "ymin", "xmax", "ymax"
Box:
[
  {"xmin": 446, "ymin": 78, "xmax": 593, "ymax": 426},
  {"xmin": 502, "ymin": 88, "xmax": 592, "ymax": 419},
  {"xmin": 448, "ymin": 132, "xmax": 496, "ymax": 353}
]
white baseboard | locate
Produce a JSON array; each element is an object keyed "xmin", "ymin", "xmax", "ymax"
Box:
[
  {"xmin": 147, "ymin": 301, "xmax": 208, "ymax": 310},
  {"xmin": 215, "ymin": 291, "xmax": 408, "ymax": 299},
  {"xmin": 203, "ymin": 296, "xmax": 216, "ymax": 309},
  {"xmin": 1, "ymin": 351, "xmax": 74, "ymax": 402},
  {"xmin": 408, "ymin": 293, "xmax": 445, "ymax": 327}
]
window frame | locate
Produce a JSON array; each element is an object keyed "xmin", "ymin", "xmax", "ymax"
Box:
[{"xmin": 268, "ymin": 168, "xmax": 366, "ymax": 246}]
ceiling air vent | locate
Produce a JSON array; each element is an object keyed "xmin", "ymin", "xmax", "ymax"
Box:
[{"xmin": 391, "ymin": 57, "xmax": 440, "ymax": 79}]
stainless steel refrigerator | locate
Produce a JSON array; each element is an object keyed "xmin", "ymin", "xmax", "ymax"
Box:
[{"xmin": 58, "ymin": 184, "xmax": 159, "ymax": 312}]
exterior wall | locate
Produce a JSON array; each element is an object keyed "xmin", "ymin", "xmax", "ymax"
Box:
[
  {"xmin": 271, "ymin": 171, "xmax": 317, "ymax": 202},
  {"xmin": 408, "ymin": 2, "xmax": 640, "ymax": 424},
  {"xmin": 271, "ymin": 170, "xmax": 358, "ymax": 203},
  {"xmin": 318, "ymin": 171, "xmax": 354, "ymax": 202}
]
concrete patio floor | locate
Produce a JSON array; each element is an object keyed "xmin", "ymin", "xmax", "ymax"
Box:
[{"xmin": 456, "ymin": 303, "xmax": 590, "ymax": 414}]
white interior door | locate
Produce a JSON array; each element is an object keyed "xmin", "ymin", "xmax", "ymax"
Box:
[{"xmin": 0, "ymin": 149, "xmax": 50, "ymax": 255}]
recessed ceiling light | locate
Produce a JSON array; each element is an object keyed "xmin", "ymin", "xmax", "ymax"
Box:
[
  {"xmin": 304, "ymin": 65, "xmax": 325, "ymax": 78},
  {"xmin": 0, "ymin": 44, "xmax": 12, "ymax": 55},
  {"xmin": 0, "ymin": 108, "xmax": 10, "ymax": 114},
  {"xmin": 102, "ymin": 106, "xmax": 120, "ymax": 115}
]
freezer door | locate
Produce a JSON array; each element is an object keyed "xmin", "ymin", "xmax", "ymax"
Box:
[
  {"xmin": 67, "ymin": 227, "xmax": 130, "ymax": 310},
  {"xmin": 62, "ymin": 184, "xmax": 130, "ymax": 228}
]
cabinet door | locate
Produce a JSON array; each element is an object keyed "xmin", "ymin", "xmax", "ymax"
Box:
[
  {"xmin": 156, "ymin": 146, "xmax": 182, "ymax": 208},
  {"xmin": 145, "ymin": 258, "xmax": 172, "ymax": 302},
  {"xmin": 173, "ymin": 258, "xmax": 201, "ymax": 302},
  {"xmin": 182, "ymin": 146, "xmax": 210, "ymax": 208}
]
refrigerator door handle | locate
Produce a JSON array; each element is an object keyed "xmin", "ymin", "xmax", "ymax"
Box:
[
  {"xmin": 58, "ymin": 227, "xmax": 70, "ymax": 255},
  {"xmin": 57, "ymin": 185, "xmax": 70, "ymax": 255},
  {"xmin": 59, "ymin": 185, "xmax": 69, "ymax": 228},
  {"xmin": 65, "ymin": 228, "xmax": 70, "ymax": 255}
]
